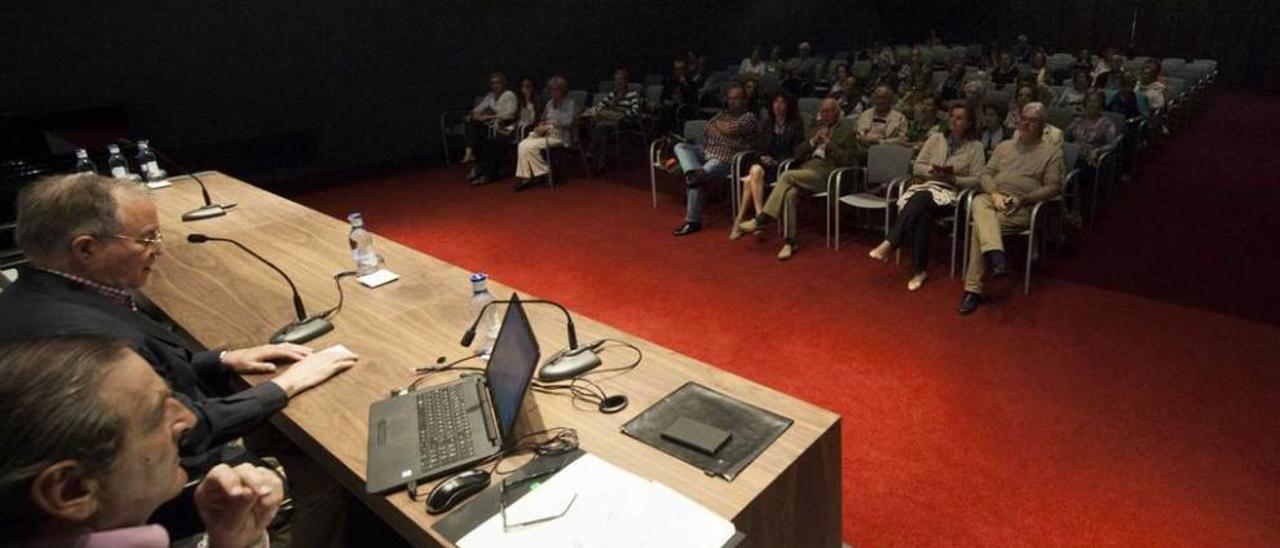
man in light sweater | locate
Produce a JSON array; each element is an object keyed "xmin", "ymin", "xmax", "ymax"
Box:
[{"xmin": 958, "ymin": 102, "xmax": 1065, "ymax": 315}]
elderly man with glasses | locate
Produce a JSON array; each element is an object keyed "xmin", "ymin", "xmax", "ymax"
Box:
[
  {"xmin": 0, "ymin": 174, "xmax": 358, "ymax": 467},
  {"xmin": 958, "ymin": 102, "xmax": 1065, "ymax": 315}
]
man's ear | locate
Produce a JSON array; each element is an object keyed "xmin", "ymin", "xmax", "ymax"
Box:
[
  {"xmin": 30, "ymin": 460, "xmax": 101, "ymax": 525},
  {"xmin": 68, "ymin": 234, "xmax": 99, "ymax": 265}
]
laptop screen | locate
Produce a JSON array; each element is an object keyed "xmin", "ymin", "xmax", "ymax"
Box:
[{"xmin": 485, "ymin": 294, "xmax": 540, "ymax": 441}]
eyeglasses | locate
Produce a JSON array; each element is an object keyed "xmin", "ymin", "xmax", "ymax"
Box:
[
  {"xmin": 101, "ymin": 231, "xmax": 164, "ymax": 248},
  {"xmin": 499, "ymin": 465, "xmax": 577, "ymax": 531}
]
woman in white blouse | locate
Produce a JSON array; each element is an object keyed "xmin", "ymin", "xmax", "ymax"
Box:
[
  {"xmin": 515, "ymin": 76, "xmax": 576, "ymax": 191},
  {"xmin": 739, "ymin": 45, "xmax": 768, "ymax": 77},
  {"xmin": 869, "ymin": 103, "xmax": 986, "ymax": 290}
]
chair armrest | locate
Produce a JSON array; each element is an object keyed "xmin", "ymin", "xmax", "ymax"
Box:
[
  {"xmin": 887, "ymin": 175, "xmax": 911, "ymax": 204},
  {"xmin": 439, "ymin": 109, "xmax": 471, "ymax": 128}
]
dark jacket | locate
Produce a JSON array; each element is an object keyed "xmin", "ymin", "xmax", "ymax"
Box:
[
  {"xmin": 0, "ymin": 267, "xmax": 287, "ymax": 464},
  {"xmin": 758, "ymin": 117, "xmax": 805, "ymax": 161}
]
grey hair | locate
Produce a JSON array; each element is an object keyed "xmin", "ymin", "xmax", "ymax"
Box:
[
  {"xmin": 546, "ymin": 75, "xmax": 569, "ymax": 93},
  {"xmin": 1022, "ymin": 101, "xmax": 1048, "ymax": 120},
  {"xmin": 14, "ymin": 173, "xmax": 148, "ymax": 263},
  {"xmin": 0, "ymin": 336, "xmax": 131, "ymax": 538}
]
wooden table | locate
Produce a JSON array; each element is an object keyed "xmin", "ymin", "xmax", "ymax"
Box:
[{"xmin": 143, "ymin": 172, "xmax": 842, "ymax": 547}]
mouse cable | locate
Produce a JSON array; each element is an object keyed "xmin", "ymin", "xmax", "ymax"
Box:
[
  {"xmin": 407, "ymin": 354, "xmax": 487, "ymax": 391},
  {"xmin": 586, "ymin": 339, "xmax": 643, "ymax": 375}
]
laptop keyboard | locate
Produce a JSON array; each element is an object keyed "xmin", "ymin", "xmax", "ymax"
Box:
[{"xmin": 417, "ymin": 384, "xmax": 476, "ymax": 470}]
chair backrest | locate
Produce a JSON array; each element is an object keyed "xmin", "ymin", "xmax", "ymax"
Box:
[
  {"xmin": 598, "ymin": 80, "xmax": 615, "ymax": 94},
  {"xmin": 987, "ymin": 90, "xmax": 1011, "ymax": 107},
  {"xmin": 1061, "ymin": 142, "xmax": 1081, "ymax": 172},
  {"xmin": 931, "ymin": 70, "xmax": 949, "ymax": 88},
  {"xmin": 1046, "ymin": 107, "xmax": 1076, "ymax": 131},
  {"xmin": 645, "ymin": 85, "xmax": 664, "ymax": 108},
  {"xmin": 798, "ymin": 97, "xmax": 823, "ymax": 120},
  {"xmin": 866, "ymin": 144, "xmax": 913, "ymax": 186},
  {"xmin": 682, "ymin": 120, "xmax": 708, "ymax": 144},
  {"xmin": 643, "ymin": 73, "xmax": 663, "ymax": 86},
  {"xmin": 1165, "ymin": 77, "xmax": 1188, "ymax": 99},
  {"xmin": 567, "ymin": 90, "xmax": 589, "ymax": 109},
  {"xmin": 851, "ymin": 60, "xmax": 872, "ymax": 79},
  {"xmin": 592, "ymin": 91, "xmax": 609, "ymax": 106},
  {"xmin": 1161, "ymin": 58, "xmax": 1186, "ymax": 72}
]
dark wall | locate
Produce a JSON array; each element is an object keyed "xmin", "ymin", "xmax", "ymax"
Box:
[{"xmin": 2, "ymin": 1, "xmax": 1274, "ymax": 186}]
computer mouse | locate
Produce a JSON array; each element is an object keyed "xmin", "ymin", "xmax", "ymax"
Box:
[{"xmin": 425, "ymin": 469, "xmax": 491, "ymax": 515}]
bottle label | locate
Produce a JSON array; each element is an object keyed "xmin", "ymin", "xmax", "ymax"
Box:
[
  {"xmin": 144, "ymin": 161, "xmax": 160, "ymax": 176},
  {"xmin": 111, "ymin": 166, "xmax": 128, "ymax": 178}
]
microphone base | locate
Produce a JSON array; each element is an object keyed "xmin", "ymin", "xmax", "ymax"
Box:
[
  {"xmin": 537, "ymin": 349, "xmax": 602, "ymax": 382},
  {"xmin": 182, "ymin": 204, "xmax": 228, "ymax": 222},
  {"xmin": 270, "ymin": 317, "xmax": 334, "ymax": 345}
]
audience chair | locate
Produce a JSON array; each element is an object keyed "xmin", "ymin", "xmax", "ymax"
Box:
[
  {"xmin": 643, "ymin": 74, "xmax": 664, "ymax": 87},
  {"xmin": 831, "ymin": 144, "xmax": 913, "ymax": 250},
  {"xmin": 598, "ymin": 80, "xmax": 615, "ymax": 94},
  {"xmin": 648, "ymin": 120, "xmax": 749, "ymax": 219}
]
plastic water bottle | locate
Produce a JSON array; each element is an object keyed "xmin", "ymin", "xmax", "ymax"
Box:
[
  {"xmin": 347, "ymin": 212, "xmax": 383, "ymax": 275},
  {"xmin": 106, "ymin": 144, "xmax": 131, "ymax": 179},
  {"xmin": 469, "ymin": 273, "xmax": 502, "ymax": 356},
  {"xmin": 73, "ymin": 148, "xmax": 97, "ymax": 173},
  {"xmin": 135, "ymin": 140, "xmax": 166, "ymax": 181}
]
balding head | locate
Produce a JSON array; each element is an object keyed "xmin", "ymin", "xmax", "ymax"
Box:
[
  {"xmin": 15, "ymin": 174, "xmax": 150, "ymax": 265},
  {"xmin": 818, "ymin": 97, "xmax": 840, "ymax": 126},
  {"xmin": 871, "ymin": 85, "xmax": 894, "ymax": 113}
]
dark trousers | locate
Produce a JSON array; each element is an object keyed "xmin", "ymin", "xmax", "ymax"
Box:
[
  {"xmin": 886, "ymin": 192, "xmax": 940, "ymax": 272},
  {"xmin": 587, "ymin": 120, "xmax": 619, "ymax": 163},
  {"xmin": 475, "ymin": 131, "xmax": 513, "ymax": 180},
  {"xmin": 462, "ymin": 120, "xmax": 489, "ymax": 150}
]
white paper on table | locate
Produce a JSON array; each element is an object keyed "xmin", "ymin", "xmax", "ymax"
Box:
[
  {"xmin": 458, "ymin": 453, "xmax": 734, "ymax": 548},
  {"xmin": 145, "ymin": 179, "xmax": 172, "ymax": 189}
]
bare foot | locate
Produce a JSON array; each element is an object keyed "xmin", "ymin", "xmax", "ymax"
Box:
[
  {"xmin": 868, "ymin": 240, "xmax": 891, "ymax": 261},
  {"xmin": 907, "ymin": 271, "xmax": 929, "ymax": 291}
]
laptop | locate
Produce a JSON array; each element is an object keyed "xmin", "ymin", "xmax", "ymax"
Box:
[{"xmin": 366, "ymin": 293, "xmax": 540, "ymax": 494}]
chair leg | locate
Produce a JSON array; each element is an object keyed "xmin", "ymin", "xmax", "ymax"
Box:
[
  {"xmin": 1024, "ymin": 227, "xmax": 1035, "ymax": 295},
  {"xmin": 649, "ymin": 162, "xmax": 658, "ymax": 208}
]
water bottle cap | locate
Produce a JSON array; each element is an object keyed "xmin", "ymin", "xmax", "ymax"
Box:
[
  {"xmin": 470, "ymin": 273, "xmax": 488, "ymax": 283},
  {"xmin": 347, "ymin": 212, "xmax": 363, "ymax": 226}
]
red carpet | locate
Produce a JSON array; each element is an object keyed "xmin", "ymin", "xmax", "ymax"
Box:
[{"xmin": 293, "ymin": 93, "xmax": 1280, "ymax": 546}]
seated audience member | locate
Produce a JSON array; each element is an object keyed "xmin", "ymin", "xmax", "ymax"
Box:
[
  {"xmin": 783, "ymin": 42, "xmax": 820, "ymax": 94},
  {"xmin": 856, "ymin": 85, "xmax": 908, "ymax": 150},
  {"xmin": 990, "ymin": 51, "xmax": 1020, "ymax": 87},
  {"xmin": 515, "ymin": 76, "xmax": 576, "ymax": 191},
  {"xmin": 1004, "ymin": 84, "xmax": 1036, "ymax": 133},
  {"xmin": 1071, "ymin": 49, "xmax": 1094, "ymax": 76},
  {"xmin": 736, "ymin": 98, "xmax": 857, "ymax": 260},
  {"xmin": 906, "ymin": 96, "xmax": 946, "ymax": 143},
  {"xmin": 0, "ymin": 174, "xmax": 359, "ymax": 469},
  {"xmin": 958, "ymin": 102, "xmax": 1065, "ymax": 315},
  {"xmin": 764, "ymin": 45, "xmax": 786, "ymax": 77},
  {"xmin": 896, "ymin": 48, "xmax": 925, "ymax": 93},
  {"xmin": 936, "ymin": 63, "xmax": 967, "ymax": 102},
  {"xmin": 1136, "ymin": 59, "xmax": 1167, "ymax": 113},
  {"xmin": 661, "ymin": 58, "xmax": 700, "ymax": 130},
  {"xmin": 1011, "ymin": 35, "xmax": 1032, "ymax": 64},
  {"xmin": 1091, "ymin": 47, "xmax": 1120, "ymax": 88},
  {"xmin": 979, "ymin": 102, "xmax": 1008, "ymax": 152},
  {"xmin": 1030, "ymin": 50, "xmax": 1050, "ymax": 87},
  {"xmin": 963, "ymin": 78, "xmax": 988, "ymax": 107},
  {"xmin": 1054, "ymin": 70, "xmax": 1091, "ymax": 111},
  {"xmin": 1107, "ymin": 72, "xmax": 1146, "ymax": 119},
  {"xmin": 731, "ymin": 92, "xmax": 804, "ymax": 240},
  {"xmin": 672, "ymin": 84, "xmax": 761, "ymax": 236},
  {"xmin": 838, "ymin": 75, "xmax": 869, "ymax": 119},
  {"xmin": 514, "ymin": 76, "xmax": 543, "ymax": 133},
  {"xmin": 828, "ymin": 63, "xmax": 853, "ymax": 95},
  {"xmin": 869, "ymin": 52, "xmax": 899, "ymax": 91},
  {"xmin": 870, "ymin": 103, "xmax": 986, "ymax": 290},
  {"xmin": 583, "ymin": 68, "xmax": 643, "ymax": 173},
  {"xmin": 740, "ymin": 45, "xmax": 769, "ymax": 77},
  {"xmin": 0, "ymin": 336, "xmax": 284, "ymax": 547},
  {"xmin": 461, "ymin": 72, "xmax": 518, "ymax": 183},
  {"xmin": 1066, "ymin": 89, "xmax": 1120, "ymax": 168},
  {"xmin": 742, "ymin": 76, "xmax": 764, "ymax": 117}
]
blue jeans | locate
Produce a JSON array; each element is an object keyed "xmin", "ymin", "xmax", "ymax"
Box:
[{"xmin": 673, "ymin": 142, "xmax": 730, "ymax": 223}]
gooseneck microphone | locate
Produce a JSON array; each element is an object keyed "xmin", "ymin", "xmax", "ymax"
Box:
[
  {"xmin": 116, "ymin": 138, "xmax": 236, "ymax": 222},
  {"xmin": 187, "ymin": 233, "xmax": 334, "ymax": 344},
  {"xmin": 460, "ymin": 299, "xmax": 603, "ymax": 381}
]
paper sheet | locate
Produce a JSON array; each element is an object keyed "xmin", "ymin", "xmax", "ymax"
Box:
[{"xmin": 458, "ymin": 453, "xmax": 734, "ymax": 548}]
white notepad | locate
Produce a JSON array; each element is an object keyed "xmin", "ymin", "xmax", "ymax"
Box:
[{"xmin": 458, "ymin": 453, "xmax": 734, "ymax": 548}]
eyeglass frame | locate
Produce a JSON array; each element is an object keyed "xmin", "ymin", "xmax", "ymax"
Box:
[
  {"xmin": 499, "ymin": 465, "xmax": 577, "ymax": 531},
  {"xmin": 97, "ymin": 231, "xmax": 164, "ymax": 248}
]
